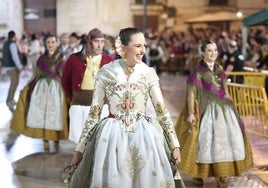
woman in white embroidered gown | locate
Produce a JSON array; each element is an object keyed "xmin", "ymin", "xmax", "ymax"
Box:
[{"xmin": 67, "ymin": 28, "xmax": 184, "ymax": 188}]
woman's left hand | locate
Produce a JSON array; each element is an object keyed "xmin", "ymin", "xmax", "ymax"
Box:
[
  {"xmin": 223, "ymin": 94, "xmax": 232, "ymax": 100},
  {"xmin": 187, "ymin": 113, "xmax": 196, "ymax": 125},
  {"xmin": 171, "ymin": 147, "xmax": 181, "ymax": 165}
]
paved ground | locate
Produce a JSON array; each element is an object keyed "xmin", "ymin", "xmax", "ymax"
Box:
[{"xmin": 0, "ymin": 70, "xmax": 267, "ymax": 188}]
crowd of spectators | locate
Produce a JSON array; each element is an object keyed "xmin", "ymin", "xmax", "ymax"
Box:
[{"xmin": 0, "ymin": 26, "xmax": 268, "ymax": 80}]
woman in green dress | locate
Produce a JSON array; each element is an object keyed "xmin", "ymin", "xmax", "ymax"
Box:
[
  {"xmin": 11, "ymin": 34, "xmax": 69, "ymax": 151},
  {"xmin": 175, "ymin": 40, "xmax": 253, "ymax": 188}
]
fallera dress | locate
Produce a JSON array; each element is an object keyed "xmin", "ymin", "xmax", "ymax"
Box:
[
  {"xmin": 175, "ymin": 60, "xmax": 253, "ymax": 178},
  {"xmin": 10, "ymin": 50, "xmax": 69, "ymax": 141},
  {"xmin": 67, "ymin": 59, "xmax": 184, "ymax": 188}
]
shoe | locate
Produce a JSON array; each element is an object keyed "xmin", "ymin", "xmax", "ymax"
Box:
[
  {"xmin": 215, "ymin": 177, "xmax": 227, "ymax": 188},
  {"xmin": 44, "ymin": 140, "xmax": 49, "ymax": 150},
  {"xmin": 54, "ymin": 141, "xmax": 59, "ymax": 150},
  {"xmin": 193, "ymin": 177, "xmax": 204, "ymax": 185}
]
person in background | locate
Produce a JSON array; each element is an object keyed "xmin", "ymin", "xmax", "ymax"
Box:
[
  {"xmin": 257, "ymin": 43, "xmax": 268, "ymax": 70},
  {"xmin": 66, "ymin": 27, "xmax": 185, "ymax": 188},
  {"xmin": 175, "ymin": 40, "xmax": 253, "ymax": 188},
  {"xmin": 223, "ymin": 40, "xmax": 245, "ymax": 83},
  {"xmin": 257, "ymin": 43, "xmax": 268, "ymax": 95},
  {"xmin": 245, "ymin": 36, "xmax": 262, "ymax": 67},
  {"xmin": 146, "ymin": 36, "xmax": 164, "ymax": 74},
  {"xmin": 59, "ymin": 33, "xmax": 72, "ymax": 58},
  {"xmin": 18, "ymin": 34, "xmax": 28, "ymax": 67},
  {"xmin": 11, "ymin": 34, "xmax": 69, "ymax": 151},
  {"xmin": 61, "ymin": 28, "xmax": 113, "ymax": 143},
  {"xmin": 69, "ymin": 32, "xmax": 82, "ymax": 54},
  {"xmin": 103, "ymin": 35, "xmax": 116, "ymax": 59},
  {"xmin": 27, "ymin": 34, "xmax": 41, "ymax": 72},
  {"xmin": 2, "ymin": 30, "xmax": 24, "ymax": 112}
]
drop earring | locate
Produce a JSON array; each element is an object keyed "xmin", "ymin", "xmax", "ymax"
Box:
[{"xmin": 122, "ymin": 52, "xmax": 127, "ymax": 62}]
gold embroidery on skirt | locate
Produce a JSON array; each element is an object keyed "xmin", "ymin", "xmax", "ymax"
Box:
[{"xmin": 123, "ymin": 146, "xmax": 145, "ymax": 180}]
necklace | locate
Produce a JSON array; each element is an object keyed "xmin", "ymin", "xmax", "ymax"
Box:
[
  {"xmin": 86, "ymin": 56, "xmax": 99, "ymax": 77},
  {"xmin": 86, "ymin": 63, "xmax": 98, "ymax": 77},
  {"xmin": 206, "ymin": 62, "xmax": 214, "ymax": 70},
  {"xmin": 119, "ymin": 60, "xmax": 135, "ymax": 73}
]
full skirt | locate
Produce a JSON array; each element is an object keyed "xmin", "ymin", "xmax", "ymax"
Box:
[
  {"xmin": 10, "ymin": 84, "xmax": 69, "ymax": 141},
  {"xmin": 27, "ymin": 79, "xmax": 65, "ymax": 130},
  {"xmin": 175, "ymin": 101, "xmax": 253, "ymax": 178},
  {"xmin": 68, "ymin": 116, "xmax": 184, "ymax": 188}
]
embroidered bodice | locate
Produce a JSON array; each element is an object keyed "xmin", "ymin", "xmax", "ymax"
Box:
[{"xmin": 76, "ymin": 59, "xmax": 179, "ymax": 153}]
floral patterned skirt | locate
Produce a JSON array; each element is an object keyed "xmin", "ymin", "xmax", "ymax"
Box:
[
  {"xmin": 197, "ymin": 101, "xmax": 245, "ymax": 163},
  {"xmin": 68, "ymin": 117, "xmax": 185, "ymax": 188}
]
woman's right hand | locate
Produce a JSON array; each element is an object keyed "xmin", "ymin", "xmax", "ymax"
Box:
[
  {"xmin": 71, "ymin": 151, "xmax": 83, "ymax": 169},
  {"xmin": 187, "ymin": 113, "xmax": 196, "ymax": 125}
]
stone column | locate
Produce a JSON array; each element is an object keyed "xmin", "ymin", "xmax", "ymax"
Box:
[{"xmin": 0, "ymin": 0, "xmax": 23, "ymax": 38}]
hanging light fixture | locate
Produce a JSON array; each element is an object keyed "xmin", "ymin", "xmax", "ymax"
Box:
[{"xmin": 236, "ymin": 11, "xmax": 243, "ymax": 18}]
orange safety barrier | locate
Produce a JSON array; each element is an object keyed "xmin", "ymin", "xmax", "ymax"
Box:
[
  {"xmin": 226, "ymin": 71, "xmax": 268, "ymax": 87},
  {"xmin": 227, "ymin": 83, "xmax": 268, "ymax": 138}
]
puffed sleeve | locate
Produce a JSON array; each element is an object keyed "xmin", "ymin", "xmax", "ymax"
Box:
[
  {"xmin": 147, "ymin": 68, "xmax": 180, "ymax": 150},
  {"xmin": 75, "ymin": 69, "xmax": 107, "ymax": 153}
]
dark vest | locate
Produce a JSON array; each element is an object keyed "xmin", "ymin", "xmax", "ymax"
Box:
[{"xmin": 2, "ymin": 39, "xmax": 21, "ymax": 67}]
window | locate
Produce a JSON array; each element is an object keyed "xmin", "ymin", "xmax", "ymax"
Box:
[
  {"xmin": 135, "ymin": 0, "xmax": 157, "ymax": 4},
  {"xmin": 44, "ymin": 9, "xmax": 56, "ymax": 18},
  {"xmin": 209, "ymin": 0, "xmax": 228, "ymax": 6}
]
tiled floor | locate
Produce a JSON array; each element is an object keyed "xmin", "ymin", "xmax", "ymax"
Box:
[{"xmin": 0, "ymin": 70, "xmax": 267, "ymax": 188}]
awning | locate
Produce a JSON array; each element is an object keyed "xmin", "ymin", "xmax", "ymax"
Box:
[
  {"xmin": 185, "ymin": 11, "xmax": 243, "ymax": 23},
  {"xmin": 243, "ymin": 9, "xmax": 268, "ymax": 27}
]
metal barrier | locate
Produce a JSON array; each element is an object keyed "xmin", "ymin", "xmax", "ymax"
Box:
[
  {"xmin": 227, "ymin": 83, "xmax": 268, "ymax": 138},
  {"xmin": 160, "ymin": 55, "xmax": 186, "ymax": 73},
  {"xmin": 226, "ymin": 71, "xmax": 268, "ymax": 87}
]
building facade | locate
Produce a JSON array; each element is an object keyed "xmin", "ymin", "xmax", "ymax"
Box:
[{"xmin": 0, "ymin": 0, "xmax": 267, "ymax": 38}]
